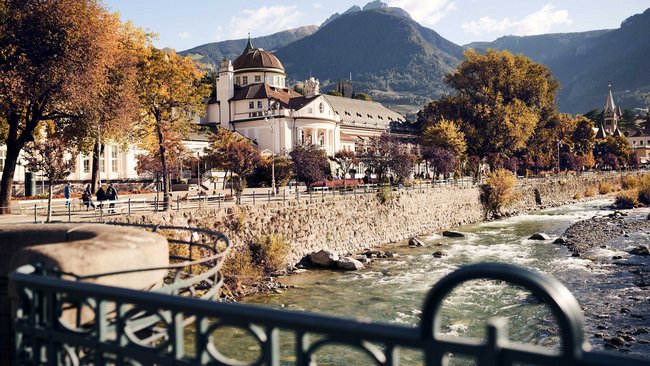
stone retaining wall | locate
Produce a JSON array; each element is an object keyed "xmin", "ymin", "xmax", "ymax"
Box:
[{"xmin": 112, "ymin": 173, "xmax": 626, "ymax": 265}]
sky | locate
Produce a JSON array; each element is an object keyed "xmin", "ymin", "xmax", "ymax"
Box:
[{"xmin": 102, "ymin": 0, "xmax": 650, "ymax": 51}]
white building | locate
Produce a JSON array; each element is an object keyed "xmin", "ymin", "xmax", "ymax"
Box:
[{"xmin": 201, "ymin": 37, "xmax": 407, "ymax": 156}]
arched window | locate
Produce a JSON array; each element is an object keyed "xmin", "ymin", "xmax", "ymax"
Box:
[{"xmin": 319, "ymin": 102, "xmax": 324, "ymax": 114}]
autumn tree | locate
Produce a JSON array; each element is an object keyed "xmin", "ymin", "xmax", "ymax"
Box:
[
  {"xmin": 421, "ymin": 118, "xmax": 467, "ymax": 157},
  {"xmin": 63, "ymin": 21, "xmax": 148, "ymax": 192},
  {"xmin": 427, "ymin": 49, "xmax": 559, "ymax": 158},
  {"xmin": 289, "ymin": 144, "xmax": 330, "ymax": 190},
  {"xmin": 23, "ymin": 133, "xmax": 76, "ymax": 222},
  {"xmin": 137, "ymin": 47, "xmax": 210, "ymax": 209},
  {"xmin": 422, "ymin": 147, "xmax": 457, "ymax": 181},
  {"xmin": 0, "ymin": 0, "xmax": 117, "ymax": 213},
  {"xmin": 204, "ymin": 128, "xmax": 246, "ymax": 189},
  {"xmin": 222, "ymin": 140, "xmax": 261, "ymax": 203},
  {"xmin": 594, "ymin": 136, "xmax": 630, "ymax": 168},
  {"xmin": 360, "ymin": 133, "xmax": 409, "ymax": 184},
  {"xmin": 572, "ymin": 117, "xmax": 596, "ymax": 157},
  {"xmin": 135, "ymin": 132, "xmax": 187, "ymax": 204},
  {"xmin": 332, "ymin": 149, "xmax": 359, "ymax": 188}
]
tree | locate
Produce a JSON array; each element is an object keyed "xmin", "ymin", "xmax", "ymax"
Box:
[
  {"xmin": 354, "ymin": 93, "xmax": 372, "ymax": 101},
  {"xmin": 326, "ymin": 90, "xmax": 342, "ymax": 97},
  {"xmin": 602, "ymin": 153, "xmax": 620, "ymax": 170},
  {"xmin": 572, "ymin": 117, "xmax": 596, "ymax": 156},
  {"xmin": 560, "ymin": 152, "xmax": 583, "ymax": 172},
  {"xmin": 360, "ymin": 133, "xmax": 407, "ymax": 184},
  {"xmin": 594, "ymin": 136, "xmax": 630, "ymax": 168},
  {"xmin": 630, "ymin": 151, "xmax": 641, "ymax": 169},
  {"xmin": 137, "ymin": 47, "xmax": 210, "ymax": 210},
  {"xmin": 430, "ymin": 49, "xmax": 559, "ymax": 158},
  {"xmin": 421, "ymin": 118, "xmax": 466, "ymax": 157},
  {"xmin": 223, "ymin": 140, "xmax": 261, "ymax": 203},
  {"xmin": 135, "ymin": 133, "xmax": 187, "ymax": 204},
  {"xmin": 391, "ymin": 152, "xmax": 416, "ymax": 183},
  {"xmin": 204, "ymin": 128, "xmax": 247, "ymax": 190},
  {"xmin": 332, "ymin": 149, "xmax": 359, "ymax": 188},
  {"xmin": 289, "ymin": 144, "xmax": 330, "ymax": 190},
  {"xmin": 0, "ymin": 0, "xmax": 118, "ymax": 213},
  {"xmin": 23, "ymin": 134, "xmax": 76, "ymax": 222},
  {"xmin": 422, "ymin": 147, "xmax": 457, "ymax": 181},
  {"xmin": 481, "ymin": 169, "xmax": 517, "ymax": 216}
]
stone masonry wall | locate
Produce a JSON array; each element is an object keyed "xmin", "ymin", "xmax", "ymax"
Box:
[{"xmin": 113, "ymin": 174, "xmax": 625, "ymax": 265}]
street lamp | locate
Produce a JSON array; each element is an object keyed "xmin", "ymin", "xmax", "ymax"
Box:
[
  {"xmin": 557, "ymin": 140, "xmax": 563, "ymax": 174},
  {"xmin": 196, "ymin": 151, "xmax": 201, "ymax": 193},
  {"xmin": 265, "ymin": 100, "xmax": 279, "ymax": 195}
]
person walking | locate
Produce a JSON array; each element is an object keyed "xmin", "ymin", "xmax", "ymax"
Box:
[
  {"xmin": 83, "ymin": 184, "xmax": 95, "ymax": 210},
  {"xmin": 96, "ymin": 186, "xmax": 106, "ymax": 211},
  {"xmin": 64, "ymin": 182, "xmax": 71, "ymax": 208},
  {"xmin": 106, "ymin": 183, "xmax": 118, "ymax": 213}
]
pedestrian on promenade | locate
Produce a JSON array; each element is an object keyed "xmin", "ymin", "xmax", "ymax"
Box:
[
  {"xmin": 83, "ymin": 184, "xmax": 95, "ymax": 210},
  {"xmin": 106, "ymin": 183, "xmax": 118, "ymax": 213},
  {"xmin": 64, "ymin": 182, "xmax": 71, "ymax": 208},
  {"xmin": 96, "ymin": 186, "xmax": 106, "ymax": 210}
]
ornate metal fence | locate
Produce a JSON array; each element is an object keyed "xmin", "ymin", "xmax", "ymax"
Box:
[{"xmin": 10, "ymin": 259, "xmax": 650, "ymax": 365}]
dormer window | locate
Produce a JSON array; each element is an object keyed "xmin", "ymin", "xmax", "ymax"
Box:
[
  {"xmin": 367, "ymin": 114, "xmax": 373, "ymax": 119},
  {"xmin": 254, "ymin": 75, "xmax": 261, "ymax": 82},
  {"xmin": 242, "ymin": 76, "xmax": 248, "ymax": 85},
  {"xmin": 356, "ymin": 112, "xmax": 362, "ymax": 117}
]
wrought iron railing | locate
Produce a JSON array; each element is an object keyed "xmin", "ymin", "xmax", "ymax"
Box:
[{"xmin": 10, "ymin": 261, "xmax": 650, "ymax": 365}]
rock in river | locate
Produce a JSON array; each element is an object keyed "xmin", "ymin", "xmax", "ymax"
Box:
[
  {"xmin": 529, "ymin": 233, "xmax": 551, "ymax": 240},
  {"xmin": 408, "ymin": 237, "xmax": 424, "ymax": 247},
  {"xmin": 630, "ymin": 245, "xmax": 650, "ymax": 256},
  {"xmin": 442, "ymin": 231, "xmax": 465, "ymax": 238},
  {"xmin": 309, "ymin": 249, "xmax": 339, "ymax": 267},
  {"xmin": 337, "ymin": 257, "xmax": 365, "ymax": 270}
]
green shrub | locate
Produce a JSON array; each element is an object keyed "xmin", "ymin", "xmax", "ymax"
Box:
[
  {"xmin": 480, "ymin": 169, "xmax": 518, "ymax": 215},
  {"xmin": 250, "ymin": 234, "xmax": 290, "ymax": 274},
  {"xmin": 377, "ymin": 185, "xmax": 393, "ymax": 204},
  {"xmin": 615, "ymin": 190, "xmax": 638, "ymax": 209}
]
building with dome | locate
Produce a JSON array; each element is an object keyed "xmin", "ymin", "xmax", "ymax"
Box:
[{"xmin": 202, "ymin": 38, "xmax": 410, "ymax": 158}]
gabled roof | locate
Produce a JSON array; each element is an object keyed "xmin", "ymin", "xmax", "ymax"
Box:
[{"xmin": 322, "ymin": 95, "xmax": 405, "ymax": 130}]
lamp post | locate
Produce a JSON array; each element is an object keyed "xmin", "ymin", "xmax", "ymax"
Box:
[
  {"xmin": 265, "ymin": 100, "xmax": 278, "ymax": 196},
  {"xmin": 196, "ymin": 151, "xmax": 201, "ymax": 193},
  {"xmin": 557, "ymin": 140, "xmax": 563, "ymax": 174}
]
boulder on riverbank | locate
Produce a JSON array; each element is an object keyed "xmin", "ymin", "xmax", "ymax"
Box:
[
  {"xmin": 529, "ymin": 233, "xmax": 551, "ymax": 240},
  {"xmin": 408, "ymin": 237, "xmax": 424, "ymax": 247},
  {"xmin": 442, "ymin": 231, "xmax": 466, "ymax": 238},
  {"xmin": 309, "ymin": 249, "xmax": 339, "ymax": 267},
  {"xmin": 337, "ymin": 257, "xmax": 365, "ymax": 270},
  {"xmin": 553, "ymin": 237, "xmax": 568, "ymax": 244},
  {"xmin": 630, "ymin": 245, "xmax": 650, "ymax": 256},
  {"xmin": 432, "ymin": 251, "xmax": 447, "ymax": 258}
]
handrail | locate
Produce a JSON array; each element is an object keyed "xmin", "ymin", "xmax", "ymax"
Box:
[{"xmin": 9, "ymin": 262, "xmax": 650, "ymax": 365}]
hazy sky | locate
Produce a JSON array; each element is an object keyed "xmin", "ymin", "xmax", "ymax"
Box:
[{"xmin": 102, "ymin": 0, "xmax": 649, "ymax": 51}]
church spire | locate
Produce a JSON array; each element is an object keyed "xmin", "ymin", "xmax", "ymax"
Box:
[
  {"xmin": 605, "ymin": 81, "xmax": 616, "ymax": 114},
  {"xmin": 243, "ymin": 33, "xmax": 253, "ymax": 54}
]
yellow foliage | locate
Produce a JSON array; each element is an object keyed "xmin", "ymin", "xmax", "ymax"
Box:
[
  {"xmin": 584, "ymin": 187, "xmax": 598, "ymax": 197},
  {"xmin": 481, "ymin": 168, "xmax": 518, "ymax": 215},
  {"xmin": 621, "ymin": 175, "xmax": 639, "ymax": 190},
  {"xmin": 615, "ymin": 190, "xmax": 638, "ymax": 209},
  {"xmin": 421, "ymin": 118, "xmax": 467, "ymax": 156},
  {"xmin": 598, "ymin": 182, "xmax": 613, "ymax": 195}
]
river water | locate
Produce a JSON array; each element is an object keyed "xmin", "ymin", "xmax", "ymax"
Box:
[{"xmin": 219, "ymin": 199, "xmax": 650, "ymax": 364}]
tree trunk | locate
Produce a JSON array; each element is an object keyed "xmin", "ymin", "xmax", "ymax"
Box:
[
  {"xmin": 0, "ymin": 142, "xmax": 20, "ymax": 214},
  {"xmin": 221, "ymin": 170, "xmax": 228, "ymax": 190},
  {"xmin": 46, "ymin": 181, "xmax": 53, "ymax": 222},
  {"xmin": 91, "ymin": 141, "xmax": 104, "ymax": 193},
  {"xmin": 155, "ymin": 120, "xmax": 170, "ymax": 210}
]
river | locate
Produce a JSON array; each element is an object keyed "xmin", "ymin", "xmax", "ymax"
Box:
[{"xmin": 218, "ymin": 199, "xmax": 650, "ymax": 364}]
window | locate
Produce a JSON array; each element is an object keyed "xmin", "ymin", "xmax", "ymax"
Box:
[
  {"xmin": 242, "ymin": 76, "xmax": 248, "ymax": 85},
  {"xmin": 249, "ymin": 101, "xmax": 255, "ymax": 109},
  {"xmin": 235, "ymin": 77, "xmax": 240, "ymax": 85},
  {"xmin": 319, "ymin": 103, "xmax": 324, "ymax": 114},
  {"xmin": 110, "ymin": 146, "xmax": 118, "ymax": 173},
  {"xmin": 274, "ymin": 76, "xmax": 279, "ymax": 85},
  {"xmin": 266, "ymin": 76, "xmax": 273, "ymax": 84},
  {"xmin": 254, "ymin": 75, "xmax": 261, "ymax": 82},
  {"xmin": 257, "ymin": 101, "xmax": 263, "ymax": 109},
  {"xmin": 82, "ymin": 155, "xmax": 90, "ymax": 173},
  {"xmin": 100, "ymin": 154, "xmax": 105, "ymax": 173},
  {"xmin": 0, "ymin": 149, "xmax": 5, "ymax": 171}
]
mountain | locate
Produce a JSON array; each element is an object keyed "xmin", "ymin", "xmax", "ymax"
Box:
[
  {"xmin": 179, "ymin": 25, "xmax": 319, "ymax": 70},
  {"xmin": 276, "ymin": 7, "xmax": 462, "ymax": 107},
  {"xmin": 467, "ymin": 8, "xmax": 650, "ymax": 113}
]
